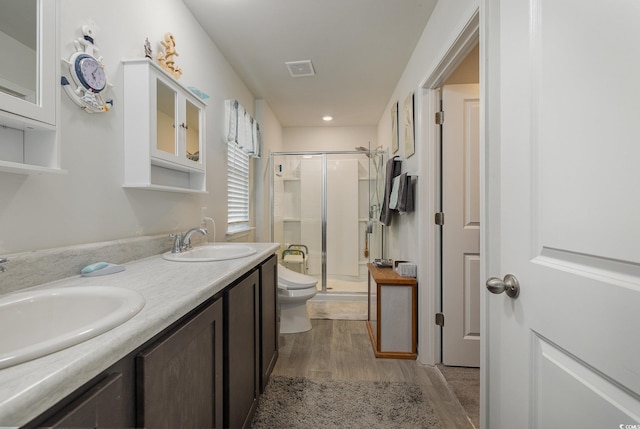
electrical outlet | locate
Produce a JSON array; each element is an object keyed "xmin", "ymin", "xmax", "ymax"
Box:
[{"xmin": 200, "ymin": 207, "xmax": 208, "ymax": 225}]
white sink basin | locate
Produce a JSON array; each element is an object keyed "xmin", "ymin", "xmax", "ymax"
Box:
[
  {"xmin": 163, "ymin": 243, "xmax": 257, "ymax": 262},
  {"xmin": 0, "ymin": 286, "xmax": 145, "ymax": 370}
]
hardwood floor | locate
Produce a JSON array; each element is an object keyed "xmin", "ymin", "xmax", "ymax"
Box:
[{"xmin": 272, "ymin": 319, "xmax": 475, "ymax": 429}]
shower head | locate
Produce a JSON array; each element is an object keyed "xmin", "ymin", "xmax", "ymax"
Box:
[{"xmin": 355, "ymin": 146, "xmax": 384, "ymax": 158}]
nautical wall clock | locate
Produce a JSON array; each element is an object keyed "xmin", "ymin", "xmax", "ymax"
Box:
[{"xmin": 61, "ymin": 25, "xmax": 113, "ymax": 113}]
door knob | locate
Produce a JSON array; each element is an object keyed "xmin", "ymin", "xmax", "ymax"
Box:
[{"xmin": 486, "ymin": 274, "xmax": 520, "ymax": 298}]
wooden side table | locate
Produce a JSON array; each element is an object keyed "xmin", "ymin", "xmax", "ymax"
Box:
[{"xmin": 366, "ymin": 263, "xmax": 417, "ymax": 359}]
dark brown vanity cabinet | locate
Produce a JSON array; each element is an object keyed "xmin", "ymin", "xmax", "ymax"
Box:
[
  {"xmin": 26, "ymin": 255, "xmax": 277, "ymax": 429},
  {"xmin": 225, "ymin": 255, "xmax": 278, "ymax": 429},
  {"xmin": 260, "ymin": 254, "xmax": 278, "ymax": 392},
  {"xmin": 30, "ymin": 356, "xmax": 137, "ymax": 428},
  {"xmin": 37, "ymin": 372, "xmax": 129, "ymax": 428},
  {"xmin": 225, "ymin": 269, "xmax": 260, "ymax": 429},
  {"xmin": 137, "ymin": 297, "xmax": 224, "ymax": 429}
]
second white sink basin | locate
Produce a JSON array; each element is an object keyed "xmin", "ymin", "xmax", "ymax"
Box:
[
  {"xmin": 0, "ymin": 286, "xmax": 145, "ymax": 370},
  {"xmin": 163, "ymin": 243, "xmax": 257, "ymax": 262}
]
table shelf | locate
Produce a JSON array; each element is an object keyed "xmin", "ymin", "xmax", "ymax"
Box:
[{"xmin": 366, "ymin": 263, "xmax": 417, "ymax": 359}]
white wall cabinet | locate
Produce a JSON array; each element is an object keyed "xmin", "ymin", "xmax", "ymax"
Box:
[
  {"xmin": 122, "ymin": 59, "xmax": 206, "ymax": 193},
  {"xmin": 0, "ymin": 0, "xmax": 63, "ymax": 175}
]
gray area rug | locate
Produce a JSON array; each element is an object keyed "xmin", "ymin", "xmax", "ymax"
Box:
[{"xmin": 251, "ymin": 376, "xmax": 444, "ymax": 429}]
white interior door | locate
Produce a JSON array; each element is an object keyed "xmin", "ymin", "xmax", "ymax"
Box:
[
  {"xmin": 485, "ymin": 0, "xmax": 640, "ymax": 426},
  {"xmin": 442, "ymin": 84, "xmax": 480, "ymax": 367}
]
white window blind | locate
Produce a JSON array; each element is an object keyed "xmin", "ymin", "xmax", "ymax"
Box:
[{"xmin": 227, "ymin": 141, "xmax": 250, "ymax": 228}]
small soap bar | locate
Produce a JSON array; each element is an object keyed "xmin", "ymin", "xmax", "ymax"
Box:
[{"xmin": 81, "ymin": 262, "xmax": 125, "ymax": 277}]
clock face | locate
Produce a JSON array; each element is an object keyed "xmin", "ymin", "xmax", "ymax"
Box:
[{"xmin": 74, "ymin": 54, "xmax": 106, "ymax": 93}]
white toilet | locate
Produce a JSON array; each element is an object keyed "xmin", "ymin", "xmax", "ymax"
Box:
[{"xmin": 278, "ymin": 263, "xmax": 318, "ymax": 334}]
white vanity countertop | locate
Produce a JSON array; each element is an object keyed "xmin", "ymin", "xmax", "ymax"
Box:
[{"xmin": 0, "ymin": 242, "xmax": 280, "ymax": 427}]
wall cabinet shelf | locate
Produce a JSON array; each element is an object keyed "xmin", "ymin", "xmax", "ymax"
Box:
[{"xmin": 122, "ymin": 59, "xmax": 206, "ymax": 193}]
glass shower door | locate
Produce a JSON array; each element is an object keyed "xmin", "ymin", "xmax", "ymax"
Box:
[
  {"xmin": 272, "ymin": 154, "xmax": 322, "ymax": 281},
  {"xmin": 271, "ymin": 151, "xmax": 382, "ymax": 294}
]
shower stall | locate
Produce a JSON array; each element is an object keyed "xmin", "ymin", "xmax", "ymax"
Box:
[{"xmin": 270, "ymin": 149, "xmax": 386, "ymax": 295}]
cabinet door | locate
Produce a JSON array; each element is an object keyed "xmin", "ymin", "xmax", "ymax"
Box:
[
  {"xmin": 260, "ymin": 255, "xmax": 278, "ymax": 392},
  {"xmin": 184, "ymin": 98, "xmax": 202, "ymax": 164},
  {"xmin": 40, "ymin": 373, "xmax": 126, "ymax": 428},
  {"xmin": 226, "ymin": 270, "xmax": 260, "ymax": 429},
  {"xmin": 137, "ymin": 298, "xmax": 223, "ymax": 429},
  {"xmin": 151, "ymin": 71, "xmax": 204, "ymax": 172},
  {"xmin": 154, "ymin": 78, "xmax": 178, "ymax": 160}
]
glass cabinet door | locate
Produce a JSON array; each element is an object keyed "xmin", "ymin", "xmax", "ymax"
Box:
[
  {"xmin": 156, "ymin": 79, "xmax": 177, "ymax": 156},
  {"xmin": 151, "ymin": 72, "xmax": 203, "ymax": 171},
  {"xmin": 185, "ymin": 99, "xmax": 200, "ymax": 163},
  {"xmin": 0, "ymin": 0, "xmax": 56, "ymax": 126}
]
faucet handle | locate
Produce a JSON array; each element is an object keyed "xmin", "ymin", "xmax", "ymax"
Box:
[
  {"xmin": 0, "ymin": 257, "xmax": 8, "ymax": 264},
  {"xmin": 169, "ymin": 233, "xmax": 183, "ymax": 253}
]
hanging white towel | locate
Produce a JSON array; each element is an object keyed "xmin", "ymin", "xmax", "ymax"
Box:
[
  {"xmin": 225, "ymin": 99, "xmax": 238, "ymax": 143},
  {"xmin": 389, "ymin": 176, "xmax": 401, "ymax": 210},
  {"xmin": 225, "ymin": 99, "xmax": 261, "ymax": 158}
]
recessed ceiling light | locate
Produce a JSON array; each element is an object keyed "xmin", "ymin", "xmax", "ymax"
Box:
[{"xmin": 322, "ymin": 116, "xmax": 333, "ymax": 121}]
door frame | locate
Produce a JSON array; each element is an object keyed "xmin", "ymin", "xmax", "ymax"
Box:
[
  {"xmin": 417, "ymin": 9, "xmax": 479, "ymax": 367},
  {"xmin": 479, "ymin": 2, "xmax": 500, "ymax": 428}
]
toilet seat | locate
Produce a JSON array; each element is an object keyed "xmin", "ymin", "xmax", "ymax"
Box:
[
  {"xmin": 278, "ymin": 287, "xmax": 317, "ymax": 299},
  {"xmin": 278, "ymin": 264, "xmax": 317, "ymax": 290}
]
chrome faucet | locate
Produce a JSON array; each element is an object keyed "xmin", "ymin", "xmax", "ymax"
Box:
[
  {"xmin": 170, "ymin": 227, "xmax": 208, "ymax": 253},
  {"xmin": 182, "ymin": 227, "xmax": 208, "ymax": 250},
  {"xmin": 0, "ymin": 257, "xmax": 8, "ymax": 272}
]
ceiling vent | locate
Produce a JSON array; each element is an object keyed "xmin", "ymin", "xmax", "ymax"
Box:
[{"xmin": 286, "ymin": 60, "xmax": 315, "ymax": 77}]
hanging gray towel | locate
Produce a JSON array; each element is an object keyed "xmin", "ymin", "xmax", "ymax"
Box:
[
  {"xmin": 380, "ymin": 156, "xmax": 402, "ymax": 226},
  {"xmin": 397, "ymin": 173, "xmax": 414, "ymax": 213}
]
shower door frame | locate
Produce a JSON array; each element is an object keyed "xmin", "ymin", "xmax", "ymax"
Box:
[{"xmin": 270, "ymin": 150, "xmax": 378, "ymax": 293}]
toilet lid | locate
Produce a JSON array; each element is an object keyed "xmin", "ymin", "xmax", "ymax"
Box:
[{"xmin": 278, "ymin": 264, "xmax": 318, "ymax": 290}]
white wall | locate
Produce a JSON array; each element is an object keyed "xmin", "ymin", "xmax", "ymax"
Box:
[
  {"xmin": 0, "ymin": 0, "xmax": 268, "ymax": 254},
  {"xmin": 378, "ymin": 0, "xmax": 479, "ymax": 262},
  {"xmin": 254, "ymin": 99, "xmax": 283, "ymax": 242}
]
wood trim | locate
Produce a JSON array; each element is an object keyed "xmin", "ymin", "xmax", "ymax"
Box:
[
  {"xmin": 367, "ymin": 264, "xmax": 418, "ymax": 360},
  {"xmin": 367, "ymin": 263, "xmax": 417, "ymax": 285}
]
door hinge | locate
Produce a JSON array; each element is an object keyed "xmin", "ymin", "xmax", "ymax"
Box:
[
  {"xmin": 435, "ymin": 212, "xmax": 444, "ymax": 225},
  {"xmin": 435, "ymin": 313, "xmax": 445, "ymax": 327},
  {"xmin": 435, "ymin": 111, "xmax": 444, "ymax": 125}
]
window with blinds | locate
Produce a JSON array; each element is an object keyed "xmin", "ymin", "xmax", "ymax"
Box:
[{"xmin": 227, "ymin": 141, "xmax": 250, "ymax": 231}]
